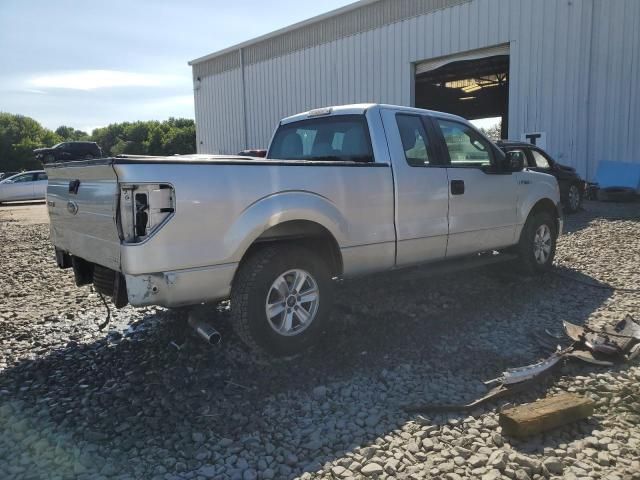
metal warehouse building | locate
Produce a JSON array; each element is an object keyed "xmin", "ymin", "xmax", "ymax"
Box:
[{"xmin": 189, "ymin": 0, "xmax": 640, "ymax": 180}]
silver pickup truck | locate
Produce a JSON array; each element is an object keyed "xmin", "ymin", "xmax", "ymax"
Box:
[{"xmin": 45, "ymin": 104, "xmax": 562, "ymax": 355}]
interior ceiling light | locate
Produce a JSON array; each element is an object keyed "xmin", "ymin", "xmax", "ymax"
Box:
[
  {"xmin": 445, "ymin": 74, "xmax": 504, "ymax": 91},
  {"xmin": 462, "ymin": 84, "xmax": 482, "ymax": 93},
  {"xmin": 460, "ymin": 96, "xmax": 476, "ymax": 100}
]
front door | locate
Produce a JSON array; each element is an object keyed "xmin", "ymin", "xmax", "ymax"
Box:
[
  {"xmin": 381, "ymin": 110, "xmax": 450, "ymax": 266},
  {"xmin": 431, "ymin": 118, "xmax": 519, "ymax": 257},
  {"xmin": 2, "ymin": 172, "xmax": 35, "ymax": 201}
]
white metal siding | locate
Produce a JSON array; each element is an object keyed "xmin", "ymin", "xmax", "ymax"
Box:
[{"xmin": 193, "ymin": 0, "xmax": 640, "ymax": 180}]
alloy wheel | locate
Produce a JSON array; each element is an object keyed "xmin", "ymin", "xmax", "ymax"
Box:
[
  {"xmin": 533, "ymin": 224, "xmax": 552, "ymax": 265},
  {"xmin": 265, "ymin": 269, "xmax": 320, "ymax": 336}
]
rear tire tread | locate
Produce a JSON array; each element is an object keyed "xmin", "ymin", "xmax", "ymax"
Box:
[{"xmin": 230, "ymin": 245, "xmax": 280, "ymax": 354}]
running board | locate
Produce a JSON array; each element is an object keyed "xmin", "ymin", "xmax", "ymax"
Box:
[{"xmin": 364, "ymin": 252, "xmax": 519, "ymax": 284}]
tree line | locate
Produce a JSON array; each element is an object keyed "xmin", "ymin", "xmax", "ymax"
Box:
[{"xmin": 0, "ymin": 112, "xmax": 196, "ymax": 172}]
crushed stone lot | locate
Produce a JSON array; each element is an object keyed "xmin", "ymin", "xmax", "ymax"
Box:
[{"xmin": 1, "ymin": 200, "xmax": 639, "ymax": 480}]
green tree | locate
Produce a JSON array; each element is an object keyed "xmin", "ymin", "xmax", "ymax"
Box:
[
  {"xmin": 55, "ymin": 125, "xmax": 89, "ymax": 141},
  {"xmin": 479, "ymin": 122, "xmax": 502, "ymax": 142},
  {"xmin": 0, "ymin": 113, "xmax": 196, "ymax": 171},
  {"xmin": 0, "ymin": 113, "xmax": 62, "ymax": 171}
]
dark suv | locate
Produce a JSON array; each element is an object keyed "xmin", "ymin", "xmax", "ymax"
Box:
[
  {"xmin": 497, "ymin": 141, "xmax": 587, "ymax": 213},
  {"xmin": 34, "ymin": 142, "xmax": 103, "ymax": 163}
]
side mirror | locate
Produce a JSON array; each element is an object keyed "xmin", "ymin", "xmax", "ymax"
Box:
[{"xmin": 505, "ymin": 151, "xmax": 525, "ymax": 172}]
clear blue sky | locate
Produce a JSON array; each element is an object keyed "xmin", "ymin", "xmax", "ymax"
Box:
[{"xmin": 0, "ymin": 0, "xmax": 353, "ymax": 133}]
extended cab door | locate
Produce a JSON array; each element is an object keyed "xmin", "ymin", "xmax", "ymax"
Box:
[
  {"xmin": 381, "ymin": 110, "xmax": 449, "ymax": 266},
  {"xmin": 430, "ymin": 117, "xmax": 518, "ymax": 256}
]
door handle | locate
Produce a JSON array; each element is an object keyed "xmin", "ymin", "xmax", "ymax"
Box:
[{"xmin": 451, "ymin": 180, "xmax": 465, "ymax": 195}]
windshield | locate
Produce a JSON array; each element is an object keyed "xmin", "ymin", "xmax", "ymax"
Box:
[{"xmin": 268, "ymin": 115, "xmax": 374, "ymax": 162}]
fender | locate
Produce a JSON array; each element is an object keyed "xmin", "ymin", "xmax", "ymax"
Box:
[
  {"xmin": 224, "ymin": 190, "xmax": 348, "ymax": 263},
  {"xmin": 516, "ymin": 170, "xmax": 562, "ymax": 238}
]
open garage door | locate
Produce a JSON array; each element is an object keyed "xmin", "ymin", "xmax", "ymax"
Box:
[{"xmin": 415, "ymin": 45, "xmax": 510, "ymax": 138}]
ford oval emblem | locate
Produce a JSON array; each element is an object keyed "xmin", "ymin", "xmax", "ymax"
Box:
[{"xmin": 67, "ymin": 200, "xmax": 79, "ymax": 215}]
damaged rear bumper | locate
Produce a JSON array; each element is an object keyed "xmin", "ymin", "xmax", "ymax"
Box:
[{"xmin": 124, "ymin": 263, "xmax": 237, "ymax": 308}]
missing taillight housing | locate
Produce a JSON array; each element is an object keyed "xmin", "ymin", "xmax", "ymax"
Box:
[
  {"xmin": 135, "ymin": 193, "xmax": 149, "ymax": 237},
  {"xmin": 119, "ymin": 184, "xmax": 175, "ymax": 243}
]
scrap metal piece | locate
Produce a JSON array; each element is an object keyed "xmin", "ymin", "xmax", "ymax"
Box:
[
  {"xmin": 404, "ymin": 383, "xmax": 513, "ymax": 413},
  {"xmin": 406, "ymin": 352, "xmax": 563, "ymax": 413},
  {"xmin": 565, "ymin": 349, "xmax": 616, "ymax": 366},
  {"xmin": 626, "ymin": 343, "xmax": 640, "ymax": 362},
  {"xmin": 485, "ymin": 347, "xmax": 568, "ymax": 387},
  {"xmin": 604, "ymin": 315, "xmax": 640, "ymax": 341},
  {"xmin": 563, "ymin": 321, "xmax": 624, "ymax": 356},
  {"xmin": 564, "ymin": 321, "xmax": 586, "ymax": 343}
]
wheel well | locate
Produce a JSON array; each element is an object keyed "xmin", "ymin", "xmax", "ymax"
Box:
[
  {"xmin": 242, "ymin": 220, "xmax": 343, "ymax": 276},
  {"xmin": 530, "ymin": 198, "xmax": 559, "ymax": 219},
  {"xmin": 527, "ymin": 198, "xmax": 560, "ymax": 233}
]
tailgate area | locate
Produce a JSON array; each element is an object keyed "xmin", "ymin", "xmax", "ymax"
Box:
[{"xmin": 46, "ymin": 161, "xmax": 121, "ymax": 271}]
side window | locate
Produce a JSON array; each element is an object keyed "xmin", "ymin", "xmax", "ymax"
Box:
[
  {"xmin": 530, "ymin": 150, "xmax": 551, "ymax": 169},
  {"xmin": 35, "ymin": 172, "xmax": 48, "ymax": 181},
  {"xmin": 508, "ymin": 149, "xmax": 528, "ymax": 167},
  {"xmin": 396, "ymin": 114, "xmax": 432, "ymax": 167},
  {"xmin": 12, "ymin": 174, "xmax": 33, "ymax": 183},
  {"xmin": 436, "ymin": 119, "xmax": 493, "ymax": 167}
]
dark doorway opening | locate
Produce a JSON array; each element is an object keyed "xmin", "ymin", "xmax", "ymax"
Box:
[{"xmin": 415, "ymin": 54, "xmax": 509, "ymax": 138}]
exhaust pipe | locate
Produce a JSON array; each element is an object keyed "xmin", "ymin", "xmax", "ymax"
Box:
[{"xmin": 188, "ymin": 312, "xmax": 222, "ymax": 345}]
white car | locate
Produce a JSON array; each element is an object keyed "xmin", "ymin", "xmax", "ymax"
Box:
[{"xmin": 0, "ymin": 170, "xmax": 48, "ymax": 204}]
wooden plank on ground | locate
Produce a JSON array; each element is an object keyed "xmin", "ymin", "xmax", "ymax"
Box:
[{"xmin": 499, "ymin": 393, "xmax": 595, "ymax": 437}]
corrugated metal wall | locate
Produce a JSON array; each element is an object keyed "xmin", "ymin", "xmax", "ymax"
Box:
[{"xmin": 192, "ymin": 0, "xmax": 640, "ymax": 180}]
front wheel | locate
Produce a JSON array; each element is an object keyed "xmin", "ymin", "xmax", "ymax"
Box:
[
  {"xmin": 517, "ymin": 212, "xmax": 557, "ymax": 274},
  {"xmin": 230, "ymin": 244, "xmax": 332, "ymax": 356}
]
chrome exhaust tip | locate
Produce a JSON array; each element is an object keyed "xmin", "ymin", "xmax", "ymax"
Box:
[{"xmin": 188, "ymin": 313, "xmax": 222, "ymax": 345}]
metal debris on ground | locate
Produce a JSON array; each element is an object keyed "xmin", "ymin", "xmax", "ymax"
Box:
[{"xmin": 405, "ymin": 315, "xmax": 640, "ymax": 413}]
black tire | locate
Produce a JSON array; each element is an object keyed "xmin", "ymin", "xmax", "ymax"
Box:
[
  {"xmin": 517, "ymin": 212, "xmax": 557, "ymax": 274},
  {"xmin": 230, "ymin": 244, "xmax": 333, "ymax": 356},
  {"xmin": 565, "ymin": 184, "xmax": 582, "ymax": 213}
]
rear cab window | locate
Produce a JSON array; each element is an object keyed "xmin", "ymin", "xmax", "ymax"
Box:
[{"xmin": 268, "ymin": 115, "xmax": 374, "ymax": 163}]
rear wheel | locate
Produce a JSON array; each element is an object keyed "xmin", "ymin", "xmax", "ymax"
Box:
[
  {"xmin": 517, "ymin": 212, "xmax": 557, "ymax": 274},
  {"xmin": 230, "ymin": 244, "xmax": 332, "ymax": 356},
  {"xmin": 566, "ymin": 184, "xmax": 582, "ymax": 213}
]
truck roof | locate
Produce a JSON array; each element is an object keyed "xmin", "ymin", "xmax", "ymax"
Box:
[{"xmin": 280, "ymin": 103, "xmax": 468, "ymax": 125}]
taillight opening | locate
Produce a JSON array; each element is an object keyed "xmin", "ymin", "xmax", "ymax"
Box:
[{"xmin": 119, "ymin": 184, "xmax": 175, "ymax": 243}]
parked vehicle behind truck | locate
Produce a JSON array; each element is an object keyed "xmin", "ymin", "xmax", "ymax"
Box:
[
  {"xmin": 497, "ymin": 141, "xmax": 587, "ymax": 213},
  {"xmin": 44, "ymin": 104, "xmax": 562, "ymax": 355}
]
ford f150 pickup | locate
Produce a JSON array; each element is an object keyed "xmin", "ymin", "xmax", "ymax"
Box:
[{"xmin": 44, "ymin": 104, "xmax": 563, "ymax": 355}]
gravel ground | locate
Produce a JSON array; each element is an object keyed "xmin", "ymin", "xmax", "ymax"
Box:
[{"xmin": 0, "ymin": 200, "xmax": 639, "ymax": 480}]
